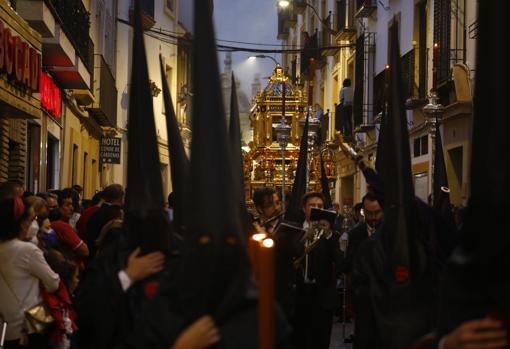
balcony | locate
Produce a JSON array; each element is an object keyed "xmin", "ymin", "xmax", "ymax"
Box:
[
  {"xmin": 87, "ymin": 55, "xmax": 118, "ymax": 128},
  {"xmin": 335, "ymin": 0, "xmax": 356, "ymax": 41},
  {"xmin": 300, "ymin": 32, "xmax": 319, "ymax": 75},
  {"xmin": 46, "ymin": 0, "xmax": 92, "ymax": 71},
  {"xmin": 355, "ymin": 0, "xmax": 377, "ymax": 18},
  {"xmin": 17, "ymin": 0, "xmax": 92, "ymax": 89},
  {"xmin": 283, "ymin": 11, "xmax": 297, "ymax": 29},
  {"xmin": 277, "ymin": 10, "xmax": 290, "ymax": 40},
  {"xmin": 319, "ymin": 16, "xmax": 338, "ymax": 57},
  {"xmin": 401, "ymin": 48, "xmax": 428, "ymax": 109}
]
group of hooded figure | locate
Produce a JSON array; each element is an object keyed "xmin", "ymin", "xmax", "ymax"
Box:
[{"xmin": 75, "ymin": 1, "xmax": 510, "ymax": 349}]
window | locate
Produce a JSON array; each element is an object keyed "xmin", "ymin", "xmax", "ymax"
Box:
[
  {"xmin": 46, "ymin": 134, "xmax": 59, "ymax": 190},
  {"xmin": 72, "ymin": 145, "xmax": 78, "ymax": 186},
  {"xmin": 83, "ymin": 152, "xmax": 88, "ymax": 195},
  {"xmin": 413, "ymin": 135, "xmax": 428, "ymax": 157},
  {"xmin": 26, "ymin": 122, "xmax": 41, "ymax": 193}
]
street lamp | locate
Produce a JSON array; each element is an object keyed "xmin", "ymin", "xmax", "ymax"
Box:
[
  {"xmin": 277, "ymin": 0, "xmax": 335, "ymax": 35},
  {"xmin": 249, "ymin": 55, "xmax": 280, "ymax": 66},
  {"xmin": 277, "ymin": 0, "xmax": 290, "ymax": 8},
  {"xmin": 422, "ymin": 91, "xmax": 445, "ymax": 203}
]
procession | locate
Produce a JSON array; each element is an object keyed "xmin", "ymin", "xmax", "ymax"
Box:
[{"xmin": 0, "ymin": 0, "xmax": 508, "ymax": 349}]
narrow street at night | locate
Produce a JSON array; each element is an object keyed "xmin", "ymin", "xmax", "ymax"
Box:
[{"xmin": 1, "ymin": 1, "xmax": 508, "ymax": 349}]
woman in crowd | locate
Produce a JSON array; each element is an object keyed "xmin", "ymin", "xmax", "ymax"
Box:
[{"xmin": 0, "ymin": 197, "xmax": 60, "ymax": 349}]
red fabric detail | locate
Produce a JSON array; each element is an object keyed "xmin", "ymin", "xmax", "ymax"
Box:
[
  {"xmin": 51, "ymin": 220, "xmax": 86, "ymax": 270},
  {"xmin": 13, "ymin": 197, "xmax": 25, "ymax": 221},
  {"xmin": 41, "ymin": 282, "xmax": 77, "ymax": 345},
  {"xmin": 76, "ymin": 205, "xmax": 99, "ymax": 240},
  {"xmin": 394, "ymin": 265, "xmax": 409, "ymax": 283},
  {"xmin": 144, "ymin": 281, "xmax": 160, "ymax": 299}
]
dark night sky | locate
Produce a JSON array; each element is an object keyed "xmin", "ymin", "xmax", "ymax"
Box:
[{"xmin": 214, "ymin": 0, "xmax": 282, "ymax": 99}]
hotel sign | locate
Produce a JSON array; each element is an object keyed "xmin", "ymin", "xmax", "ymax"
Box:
[{"xmin": 100, "ymin": 137, "xmax": 122, "ymax": 164}]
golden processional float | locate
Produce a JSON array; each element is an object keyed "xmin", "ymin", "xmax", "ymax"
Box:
[{"xmin": 244, "ymin": 65, "xmax": 337, "ymax": 207}]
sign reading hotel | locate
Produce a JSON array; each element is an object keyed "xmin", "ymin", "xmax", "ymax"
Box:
[
  {"xmin": 100, "ymin": 137, "xmax": 122, "ymax": 164},
  {"xmin": 0, "ymin": 20, "xmax": 41, "ymax": 92}
]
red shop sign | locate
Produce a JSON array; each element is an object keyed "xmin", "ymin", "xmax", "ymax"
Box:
[
  {"xmin": 0, "ymin": 20, "xmax": 41, "ymax": 92},
  {"xmin": 40, "ymin": 72, "xmax": 61, "ymax": 119}
]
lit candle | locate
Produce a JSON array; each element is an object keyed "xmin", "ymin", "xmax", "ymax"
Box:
[
  {"xmin": 258, "ymin": 238, "xmax": 275, "ymax": 349},
  {"xmin": 249, "ymin": 232, "xmax": 267, "ymax": 280}
]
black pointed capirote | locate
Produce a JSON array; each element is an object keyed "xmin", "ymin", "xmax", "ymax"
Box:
[
  {"xmin": 229, "ymin": 73, "xmax": 252, "ymax": 239},
  {"xmin": 186, "ymin": 1, "xmax": 242, "ymax": 241},
  {"xmin": 124, "ymin": 0, "xmax": 168, "ymax": 253},
  {"xmin": 286, "ymin": 114, "xmax": 309, "ymax": 223},
  {"xmin": 159, "ymin": 54, "xmax": 189, "ymax": 233},
  {"xmin": 184, "ymin": 0, "xmax": 251, "ymax": 322},
  {"xmin": 229, "ymin": 73, "xmax": 245, "ymax": 205},
  {"xmin": 455, "ymin": 0, "xmax": 510, "ymax": 271},
  {"xmin": 380, "ymin": 19, "xmax": 421, "ymax": 278}
]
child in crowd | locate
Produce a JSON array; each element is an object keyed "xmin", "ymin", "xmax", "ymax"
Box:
[{"xmin": 42, "ymin": 250, "xmax": 79, "ymax": 349}]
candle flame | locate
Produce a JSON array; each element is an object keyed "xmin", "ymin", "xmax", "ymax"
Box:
[
  {"xmin": 262, "ymin": 238, "xmax": 275, "ymax": 248},
  {"xmin": 433, "ymin": 42, "xmax": 439, "ymax": 48},
  {"xmin": 252, "ymin": 233, "xmax": 267, "ymax": 241}
]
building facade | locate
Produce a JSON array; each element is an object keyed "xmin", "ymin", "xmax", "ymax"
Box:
[
  {"xmin": 277, "ymin": 0, "xmax": 477, "ymax": 207},
  {"xmin": 0, "ymin": 0, "xmax": 194, "ymax": 199},
  {"xmin": 116, "ymin": 0, "xmax": 183, "ymax": 198}
]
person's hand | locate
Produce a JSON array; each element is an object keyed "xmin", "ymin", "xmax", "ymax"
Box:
[
  {"xmin": 125, "ymin": 248, "xmax": 165, "ymax": 283},
  {"xmin": 443, "ymin": 318, "xmax": 508, "ymax": 349},
  {"xmin": 171, "ymin": 316, "xmax": 220, "ymax": 349}
]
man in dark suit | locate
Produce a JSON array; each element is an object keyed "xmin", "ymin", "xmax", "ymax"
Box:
[
  {"xmin": 293, "ymin": 192, "xmax": 343, "ymax": 349},
  {"xmin": 343, "ymin": 192, "xmax": 384, "ymax": 274}
]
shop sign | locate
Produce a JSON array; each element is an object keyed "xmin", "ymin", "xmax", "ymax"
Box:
[
  {"xmin": 40, "ymin": 72, "xmax": 61, "ymax": 119},
  {"xmin": 0, "ymin": 20, "xmax": 41, "ymax": 92},
  {"xmin": 100, "ymin": 137, "xmax": 121, "ymax": 164}
]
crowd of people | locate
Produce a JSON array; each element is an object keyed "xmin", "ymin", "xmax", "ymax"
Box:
[
  {"xmin": 1, "ymin": 0, "xmax": 507, "ymax": 348},
  {"xmin": 0, "ymin": 181, "xmax": 223, "ymax": 349}
]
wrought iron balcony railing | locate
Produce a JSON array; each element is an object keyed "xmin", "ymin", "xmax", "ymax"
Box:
[{"xmin": 45, "ymin": 0, "xmax": 92, "ymax": 72}]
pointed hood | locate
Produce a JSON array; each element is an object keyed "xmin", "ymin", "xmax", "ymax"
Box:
[
  {"xmin": 187, "ymin": 0, "xmax": 252, "ymax": 321},
  {"xmin": 159, "ymin": 55, "xmax": 189, "ymax": 232},
  {"xmin": 187, "ymin": 1, "xmax": 241, "ymax": 241},
  {"xmin": 320, "ymin": 153, "xmax": 333, "ymax": 209},
  {"xmin": 229, "ymin": 73, "xmax": 252, "ymax": 238},
  {"xmin": 380, "ymin": 20, "xmax": 421, "ymax": 281},
  {"xmin": 286, "ymin": 114, "xmax": 309, "ymax": 223},
  {"xmin": 457, "ymin": 1, "xmax": 510, "ymax": 272},
  {"xmin": 124, "ymin": 0, "xmax": 168, "ymax": 253},
  {"xmin": 229, "ymin": 73, "xmax": 245, "ymax": 204}
]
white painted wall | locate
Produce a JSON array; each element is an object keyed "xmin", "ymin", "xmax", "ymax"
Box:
[{"xmin": 114, "ymin": 0, "xmax": 180, "ymax": 187}]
